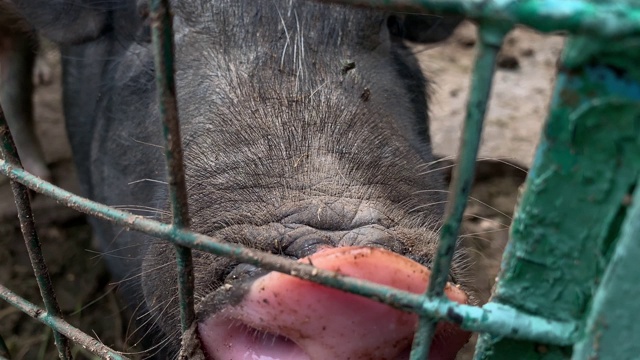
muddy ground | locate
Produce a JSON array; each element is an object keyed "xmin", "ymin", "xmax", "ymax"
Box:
[{"xmin": 0, "ymin": 21, "xmax": 563, "ymax": 359}]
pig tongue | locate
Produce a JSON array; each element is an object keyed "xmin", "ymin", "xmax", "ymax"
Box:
[{"xmin": 198, "ymin": 246, "xmax": 470, "ymax": 360}]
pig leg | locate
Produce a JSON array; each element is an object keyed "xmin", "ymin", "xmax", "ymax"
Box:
[
  {"xmin": 0, "ymin": 29, "xmax": 52, "ymax": 182},
  {"xmin": 33, "ymin": 52, "xmax": 52, "ymax": 86}
]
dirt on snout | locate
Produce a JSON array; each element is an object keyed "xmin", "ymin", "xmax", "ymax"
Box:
[{"xmin": 0, "ymin": 21, "xmax": 561, "ymax": 360}]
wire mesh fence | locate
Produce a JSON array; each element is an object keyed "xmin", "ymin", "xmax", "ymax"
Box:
[{"xmin": 1, "ymin": 0, "xmax": 639, "ymax": 359}]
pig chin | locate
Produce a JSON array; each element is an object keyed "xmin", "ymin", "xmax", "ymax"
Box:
[{"xmin": 196, "ymin": 247, "xmax": 471, "ymax": 360}]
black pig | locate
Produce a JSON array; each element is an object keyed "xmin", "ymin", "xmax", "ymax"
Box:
[{"xmin": 2, "ymin": 0, "xmax": 473, "ymax": 358}]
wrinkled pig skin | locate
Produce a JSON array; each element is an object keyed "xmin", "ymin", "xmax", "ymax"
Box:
[{"xmin": 3, "ymin": 0, "xmax": 476, "ymax": 358}]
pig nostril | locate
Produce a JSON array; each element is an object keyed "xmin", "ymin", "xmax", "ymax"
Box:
[
  {"xmin": 283, "ymin": 234, "xmax": 333, "ymax": 259},
  {"xmin": 225, "ymin": 263, "xmax": 267, "ymax": 284}
]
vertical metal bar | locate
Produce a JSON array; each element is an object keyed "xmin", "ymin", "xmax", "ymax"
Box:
[
  {"xmin": 148, "ymin": 0, "xmax": 196, "ymax": 332},
  {"xmin": 410, "ymin": 24, "xmax": 508, "ymax": 359},
  {"xmin": 0, "ymin": 106, "xmax": 72, "ymax": 359}
]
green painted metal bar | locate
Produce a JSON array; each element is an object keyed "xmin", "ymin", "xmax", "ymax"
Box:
[
  {"xmin": 0, "ymin": 105, "xmax": 72, "ymax": 359},
  {"xmin": 321, "ymin": 0, "xmax": 640, "ymax": 38},
  {"xmin": 0, "ymin": 284, "xmax": 129, "ymax": 360},
  {"xmin": 474, "ymin": 44, "xmax": 640, "ymax": 359},
  {"xmin": 410, "ymin": 22, "xmax": 509, "ymax": 359},
  {"xmin": 148, "ymin": 0, "xmax": 196, "ymax": 334},
  {"xmin": 572, "ymin": 177, "xmax": 640, "ymax": 358},
  {"xmin": 0, "ymin": 159, "xmax": 578, "ymax": 346}
]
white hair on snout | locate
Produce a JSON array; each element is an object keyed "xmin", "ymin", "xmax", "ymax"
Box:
[{"xmin": 274, "ymin": 1, "xmax": 308, "ymax": 91}]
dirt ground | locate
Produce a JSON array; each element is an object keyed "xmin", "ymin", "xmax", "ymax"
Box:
[{"xmin": 0, "ymin": 22, "xmax": 563, "ymax": 359}]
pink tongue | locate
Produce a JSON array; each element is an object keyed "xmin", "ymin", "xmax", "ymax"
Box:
[{"xmin": 199, "ymin": 246, "xmax": 470, "ymax": 360}]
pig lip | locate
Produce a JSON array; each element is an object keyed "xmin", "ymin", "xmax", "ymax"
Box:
[
  {"xmin": 196, "ymin": 247, "xmax": 470, "ymax": 360},
  {"xmin": 198, "ymin": 316, "xmax": 313, "ymax": 360},
  {"xmin": 197, "ymin": 315, "xmax": 414, "ymax": 360}
]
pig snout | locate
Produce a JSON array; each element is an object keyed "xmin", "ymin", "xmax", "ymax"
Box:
[{"xmin": 198, "ymin": 247, "xmax": 470, "ymax": 360}]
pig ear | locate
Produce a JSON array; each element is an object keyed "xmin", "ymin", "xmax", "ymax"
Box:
[
  {"xmin": 388, "ymin": 13, "xmax": 464, "ymax": 44},
  {"xmin": 3, "ymin": 0, "xmax": 136, "ymax": 44}
]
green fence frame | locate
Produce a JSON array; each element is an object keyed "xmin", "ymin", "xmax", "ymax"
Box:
[{"xmin": 1, "ymin": 0, "xmax": 640, "ymax": 359}]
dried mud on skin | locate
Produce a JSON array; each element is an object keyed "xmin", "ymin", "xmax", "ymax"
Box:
[{"xmin": 0, "ymin": 21, "xmax": 558, "ymax": 359}]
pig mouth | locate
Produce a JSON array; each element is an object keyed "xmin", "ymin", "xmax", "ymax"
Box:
[
  {"xmin": 196, "ymin": 247, "xmax": 471, "ymax": 360},
  {"xmin": 198, "ymin": 319, "xmax": 320, "ymax": 360}
]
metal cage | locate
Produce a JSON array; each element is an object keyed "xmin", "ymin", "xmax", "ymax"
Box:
[{"xmin": 1, "ymin": 0, "xmax": 640, "ymax": 359}]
